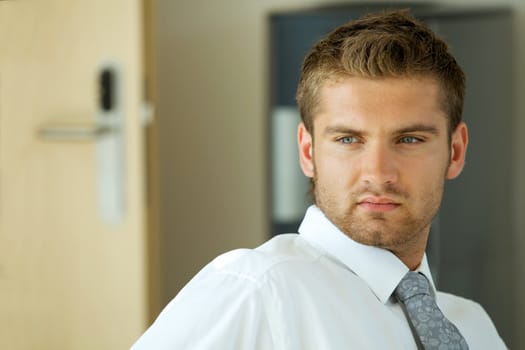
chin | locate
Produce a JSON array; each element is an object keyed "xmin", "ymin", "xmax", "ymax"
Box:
[{"xmin": 346, "ymin": 228, "xmax": 415, "ymax": 249}]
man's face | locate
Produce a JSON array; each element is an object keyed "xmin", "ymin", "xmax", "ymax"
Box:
[{"xmin": 298, "ymin": 76, "xmax": 468, "ymax": 259}]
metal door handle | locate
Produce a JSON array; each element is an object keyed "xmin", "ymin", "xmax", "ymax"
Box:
[
  {"xmin": 35, "ymin": 62, "xmax": 126, "ymax": 224},
  {"xmin": 38, "ymin": 122, "xmax": 119, "ymax": 141}
]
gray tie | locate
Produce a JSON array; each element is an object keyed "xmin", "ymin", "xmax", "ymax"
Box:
[{"xmin": 395, "ymin": 271, "xmax": 469, "ymax": 350}]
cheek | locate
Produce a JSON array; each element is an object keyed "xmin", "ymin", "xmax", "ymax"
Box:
[
  {"xmin": 403, "ymin": 159, "xmax": 447, "ymax": 199},
  {"xmin": 314, "ymin": 160, "xmax": 361, "ymax": 203},
  {"xmin": 315, "ymin": 152, "xmax": 358, "ymax": 182},
  {"xmin": 403, "ymin": 148, "xmax": 450, "ymax": 177}
]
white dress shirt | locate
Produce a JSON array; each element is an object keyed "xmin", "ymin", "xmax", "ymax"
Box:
[{"xmin": 131, "ymin": 206, "xmax": 506, "ymax": 349}]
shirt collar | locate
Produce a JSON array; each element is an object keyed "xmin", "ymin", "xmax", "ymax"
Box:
[{"xmin": 298, "ymin": 205, "xmax": 437, "ymax": 303}]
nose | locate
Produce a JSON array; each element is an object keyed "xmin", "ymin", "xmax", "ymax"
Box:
[{"xmin": 360, "ymin": 141, "xmax": 399, "ymax": 186}]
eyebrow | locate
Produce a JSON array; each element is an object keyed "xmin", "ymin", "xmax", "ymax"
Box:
[
  {"xmin": 394, "ymin": 124, "xmax": 440, "ymax": 136},
  {"xmin": 323, "ymin": 125, "xmax": 368, "ymax": 136},
  {"xmin": 323, "ymin": 123, "xmax": 440, "ymax": 136}
]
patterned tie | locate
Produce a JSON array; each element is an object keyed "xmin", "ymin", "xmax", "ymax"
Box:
[{"xmin": 394, "ymin": 271, "xmax": 469, "ymax": 350}]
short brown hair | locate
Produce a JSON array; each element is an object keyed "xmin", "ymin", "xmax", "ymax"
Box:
[{"xmin": 296, "ymin": 9, "xmax": 466, "ymax": 134}]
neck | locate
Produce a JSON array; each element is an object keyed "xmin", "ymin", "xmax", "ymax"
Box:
[
  {"xmin": 390, "ymin": 230, "xmax": 429, "ymax": 270},
  {"xmin": 394, "ymin": 249, "xmax": 426, "ymax": 270}
]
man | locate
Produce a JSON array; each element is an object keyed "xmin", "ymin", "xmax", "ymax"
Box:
[{"xmin": 132, "ymin": 10, "xmax": 506, "ymax": 349}]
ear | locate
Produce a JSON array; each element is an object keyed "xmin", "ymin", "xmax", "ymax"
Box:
[
  {"xmin": 298, "ymin": 122, "xmax": 314, "ymax": 178},
  {"xmin": 446, "ymin": 122, "xmax": 469, "ymax": 180}
]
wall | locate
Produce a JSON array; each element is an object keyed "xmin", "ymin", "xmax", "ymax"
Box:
[
  {"xmin": 154, "ymin": 0, "xmax": 525, "ymax": 347},
  {"xmin": 154, "ymin": 0, "xmax": 348, "ymax": 304}
]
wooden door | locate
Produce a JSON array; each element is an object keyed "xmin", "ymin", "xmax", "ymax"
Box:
[{"xmin": 0, "ymin": 1, "xmax": 150, "ymax": 348}]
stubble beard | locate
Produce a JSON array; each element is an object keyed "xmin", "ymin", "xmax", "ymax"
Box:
[{"xmin": 313, "ymin": 177, "xmax": 445, "ymax": 254}]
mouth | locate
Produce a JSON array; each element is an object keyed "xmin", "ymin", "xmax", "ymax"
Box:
[{"xmin": 357, "ymin": 197, "xmax": 401, "ymax": 213}]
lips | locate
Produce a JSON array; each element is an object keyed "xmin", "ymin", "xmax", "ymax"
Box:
[{"xmin": 357, "ymin": 197, "xmax": 400, "ymax": 212}]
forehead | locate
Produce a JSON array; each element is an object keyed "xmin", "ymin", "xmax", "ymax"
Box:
[{"xmin": 314, "ymin": 76, "xmax": 447, "ymax": 131}]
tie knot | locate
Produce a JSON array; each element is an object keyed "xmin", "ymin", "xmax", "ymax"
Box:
[{"xmin": 395, "ymin": 271, "xmax": 431, "ymax": 302}]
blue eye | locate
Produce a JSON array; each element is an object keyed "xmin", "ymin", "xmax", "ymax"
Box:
[
  {"xmin": 399, "ymin": 136, "xmax": 421, "ymax": 144},
  {"xmin": 339, "ymin": 136, "xmax": 358, "ymax": 144}
]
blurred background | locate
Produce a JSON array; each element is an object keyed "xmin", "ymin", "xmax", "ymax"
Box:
[{"xmin": 1, "ymin": 0, "xmax": 524, "ymax": 349}]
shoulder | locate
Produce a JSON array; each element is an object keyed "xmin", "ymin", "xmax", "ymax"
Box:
[
  {"xmin": 436, "ymin": 291, "xmax": 507, "ymax": 349},
  {"xmin": 130, "ymin": 234, "xmax": 325, "ymax": 349},
  {"xmin": 130, "ymin": 238, "xmax": 316, "ymax": 350},
  {"xmin": 436, "ymin": 291, "xmax": 490, "ymax": 319},
  {"xmin": 201, "ymin": 233, "xmax": 324, "ymax": 286}
]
